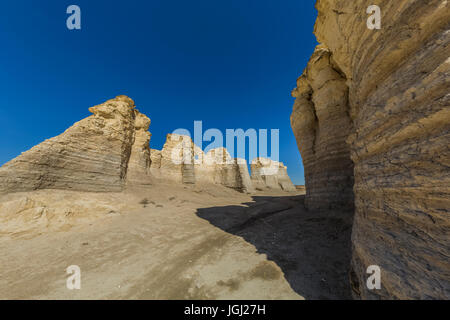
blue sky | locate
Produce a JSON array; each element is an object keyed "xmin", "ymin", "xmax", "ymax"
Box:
[{"xmin": 0, "ymin": 0, "xmax": 317, "ymax": 185}]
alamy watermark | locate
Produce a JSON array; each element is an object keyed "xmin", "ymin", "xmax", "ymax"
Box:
[
  {"xmin": 168, "ymin": 121, "xmax": 281, "ymax": 174},
  {"xmin": 367, "ymin": 5, "xmax": 381, "ymax": 30},
  {"xmin": 66, "ymin": 5, "xmax": 81, "ymax": 30},
  {"xmin": 366, "ymin": 265, "xmax": 381, "ymax": 290},
  {"xmin": 66, "ymin": 265, "xmax": 81, "ymax": 290}
]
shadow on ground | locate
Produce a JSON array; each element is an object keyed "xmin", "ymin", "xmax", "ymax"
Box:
[{"xmin": 196, "ymin": 194, "xmax": 354, "ymax": 299}]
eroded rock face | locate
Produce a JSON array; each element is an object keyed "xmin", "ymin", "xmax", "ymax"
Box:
[
  {"xmin": 204, "ymin": 148, "xmax": 255, "ymax": 193},
  {"xmin": 156, "ymin": 134, "xmax": 197, "ymax": 184},
  {"xmin": 251, "ymin": 158, "xmax": 296, "ymax": 192},
  {"xmin": 0, "ymin": 96, "xmax": 152, "ymax": 193},
  {"xmin": 126, "ymin": 110, "xmax": 153, "ymax": 186},
  {"xmin": 0, "ymin": 96, "xmax": 297, "ymax": 196},
  {"xmin": 292, "ymin": 0, "xmax": 450, "ymax": 299},
  {"xmin": 291, "ymin": 46, "xmax": 354, "ymax": 210},
  {"xmin": 151, "ymin": 137, "xmax": 255, "ymax": 192}
]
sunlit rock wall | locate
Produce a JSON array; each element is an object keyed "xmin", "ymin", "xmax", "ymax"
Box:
[{"xmin": 292, "ymin": 0, "xmax": 450, "ymax": 299}]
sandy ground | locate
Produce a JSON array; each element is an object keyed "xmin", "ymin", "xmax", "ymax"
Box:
[{"xmin": 0, "ymin": 183, "xmax": 353, "ymax": 299}]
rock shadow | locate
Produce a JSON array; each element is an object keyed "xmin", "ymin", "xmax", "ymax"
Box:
[{"xmin": 196, "ymin": 194, "xmax": 354, "ymax": 299}]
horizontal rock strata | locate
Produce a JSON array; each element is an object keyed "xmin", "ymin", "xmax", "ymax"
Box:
[
  {"xmin": 0, "ymin": 97, "xmax": 296, "ymax": 195},
  {"xmin": 291, "ymin": 46, "xmax": 354, "ymax": 210},
  {"xmin": 0, "ymin": 96, "xmax": 152, "ymax": 193},
  {"xmin": 251, "ymin": 158, "xmax": 296, "ymax": 192},
  {"xmin": 292, "ymin": 0, "xmax": 450, "ymax": 299},
  {"xmin": 151, "ymin": 137, "xmax": 255, "ymax": 192}
]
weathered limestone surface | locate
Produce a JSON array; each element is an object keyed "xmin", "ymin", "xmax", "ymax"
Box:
[
  {"xmin": 126, "ymin": 112, "xmax": 153, "ymax": 186},
  {"xmin": 149, "ymin": 149, "xmax": 162, "ymax": 178},
  {"xmin": 251, "ymin": 158, "xmax": 296, "ymax": 192},
  {"xmin": 156, "ymin": 134, "xmax": 196, "ymax": 184},
  {"xmin": 291, "ymin": 46, "xmax": 354, "ymax": 210},
  {"xmin": 204, "ymin": 148, "xmax": 255, "ymax": 193},
  {"xmin": 0, "ymin": 96, "xmax": 152, "ymax": 193},
  {"xmin": 236, "ymin": 159, "xmax": 255, "ymax": 193},
  {"xmin": 292, "ymin": 0, "xmax": 450, "ymax": 299},
  {"xmin": 0, "ymin": 94, "xmax": 298, "ymax": 197},
  {"xmin": 151, "ymin": 137, "xmax": 255, "ymax": 192}
]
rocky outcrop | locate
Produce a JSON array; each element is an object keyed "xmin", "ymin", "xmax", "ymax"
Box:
[
  {"xmin": 203, "ymin": 148, "xmax": 255, "ymax": 193},
  {"xmin": 126, "ymin": 111, "xmax": 153, "ymax": 186},
  {"xmin": 149, "ymin": 135, "xmax": 298, "ymax": 194},
  {"xmin": 0, "ymin": 96, "xmax": 152, "ymax": 193},
  {"xmin": 149, "ymin": 149, "xmax": 162, "ymax": 178},
  {"xmin": 291, "ymin": 46, "xmax": 354, "ymax": 210},
  {"xmin": 0, "ymin": 96, "xmax": 298, "ymax": 196},
  {"xmin": 292, "ymin": 0, "xmax": 450, "ymax": 299},
  {"xmin": 155, "ymin": 134, "xmax": 197, "ymax": 184},
  {"xmin": 151, "ymin": 137, "xmax": 255, "ymax": 193},
  {"xmin": 251, "ymin": 158, "xmax": 296, "ymax": 192}
]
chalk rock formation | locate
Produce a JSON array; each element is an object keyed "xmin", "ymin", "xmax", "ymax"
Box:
[
  {"xmin": 204, "ymin": 148, "xmax": 255, "ymax": 193},
  {"xmin": 151, "ymin": 136, "xmax": 255, "ymax": 192},
  {"xmin": 149, "ymin": 149, "xmax": 162, "ymax": 178},
  {"xmin": 0, "ymin": 96, "xmax": 297, "ymax": 196},
  {"xmin": 126, "ymin": 111, "xmax": 153, "ymax": 186},
  {"xmin": 292, "ymin": 0, "xmax": 450, "ymax": 299},
  {"xmin": 156, "ymin": 134, "xmax": 196, "ymax": 184},
  {"xmin": 291, "ymin": 46, "xmax": 354, "ymax": 210},
  {"xmin": 251, "ymin": 158, "xmax": 296, "ymax": 192},
  {"xmin": 235, "ymin": 159, "xmax": 255, "ymax": 193},
  {"xmin": 0, "ymin": 96, "xmax": 152, "ymax": 193}
]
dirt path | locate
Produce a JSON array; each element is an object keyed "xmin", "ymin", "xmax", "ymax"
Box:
[{"xmin": 0, "ymin": 185, "xmax": 352, "ymax": 299}]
